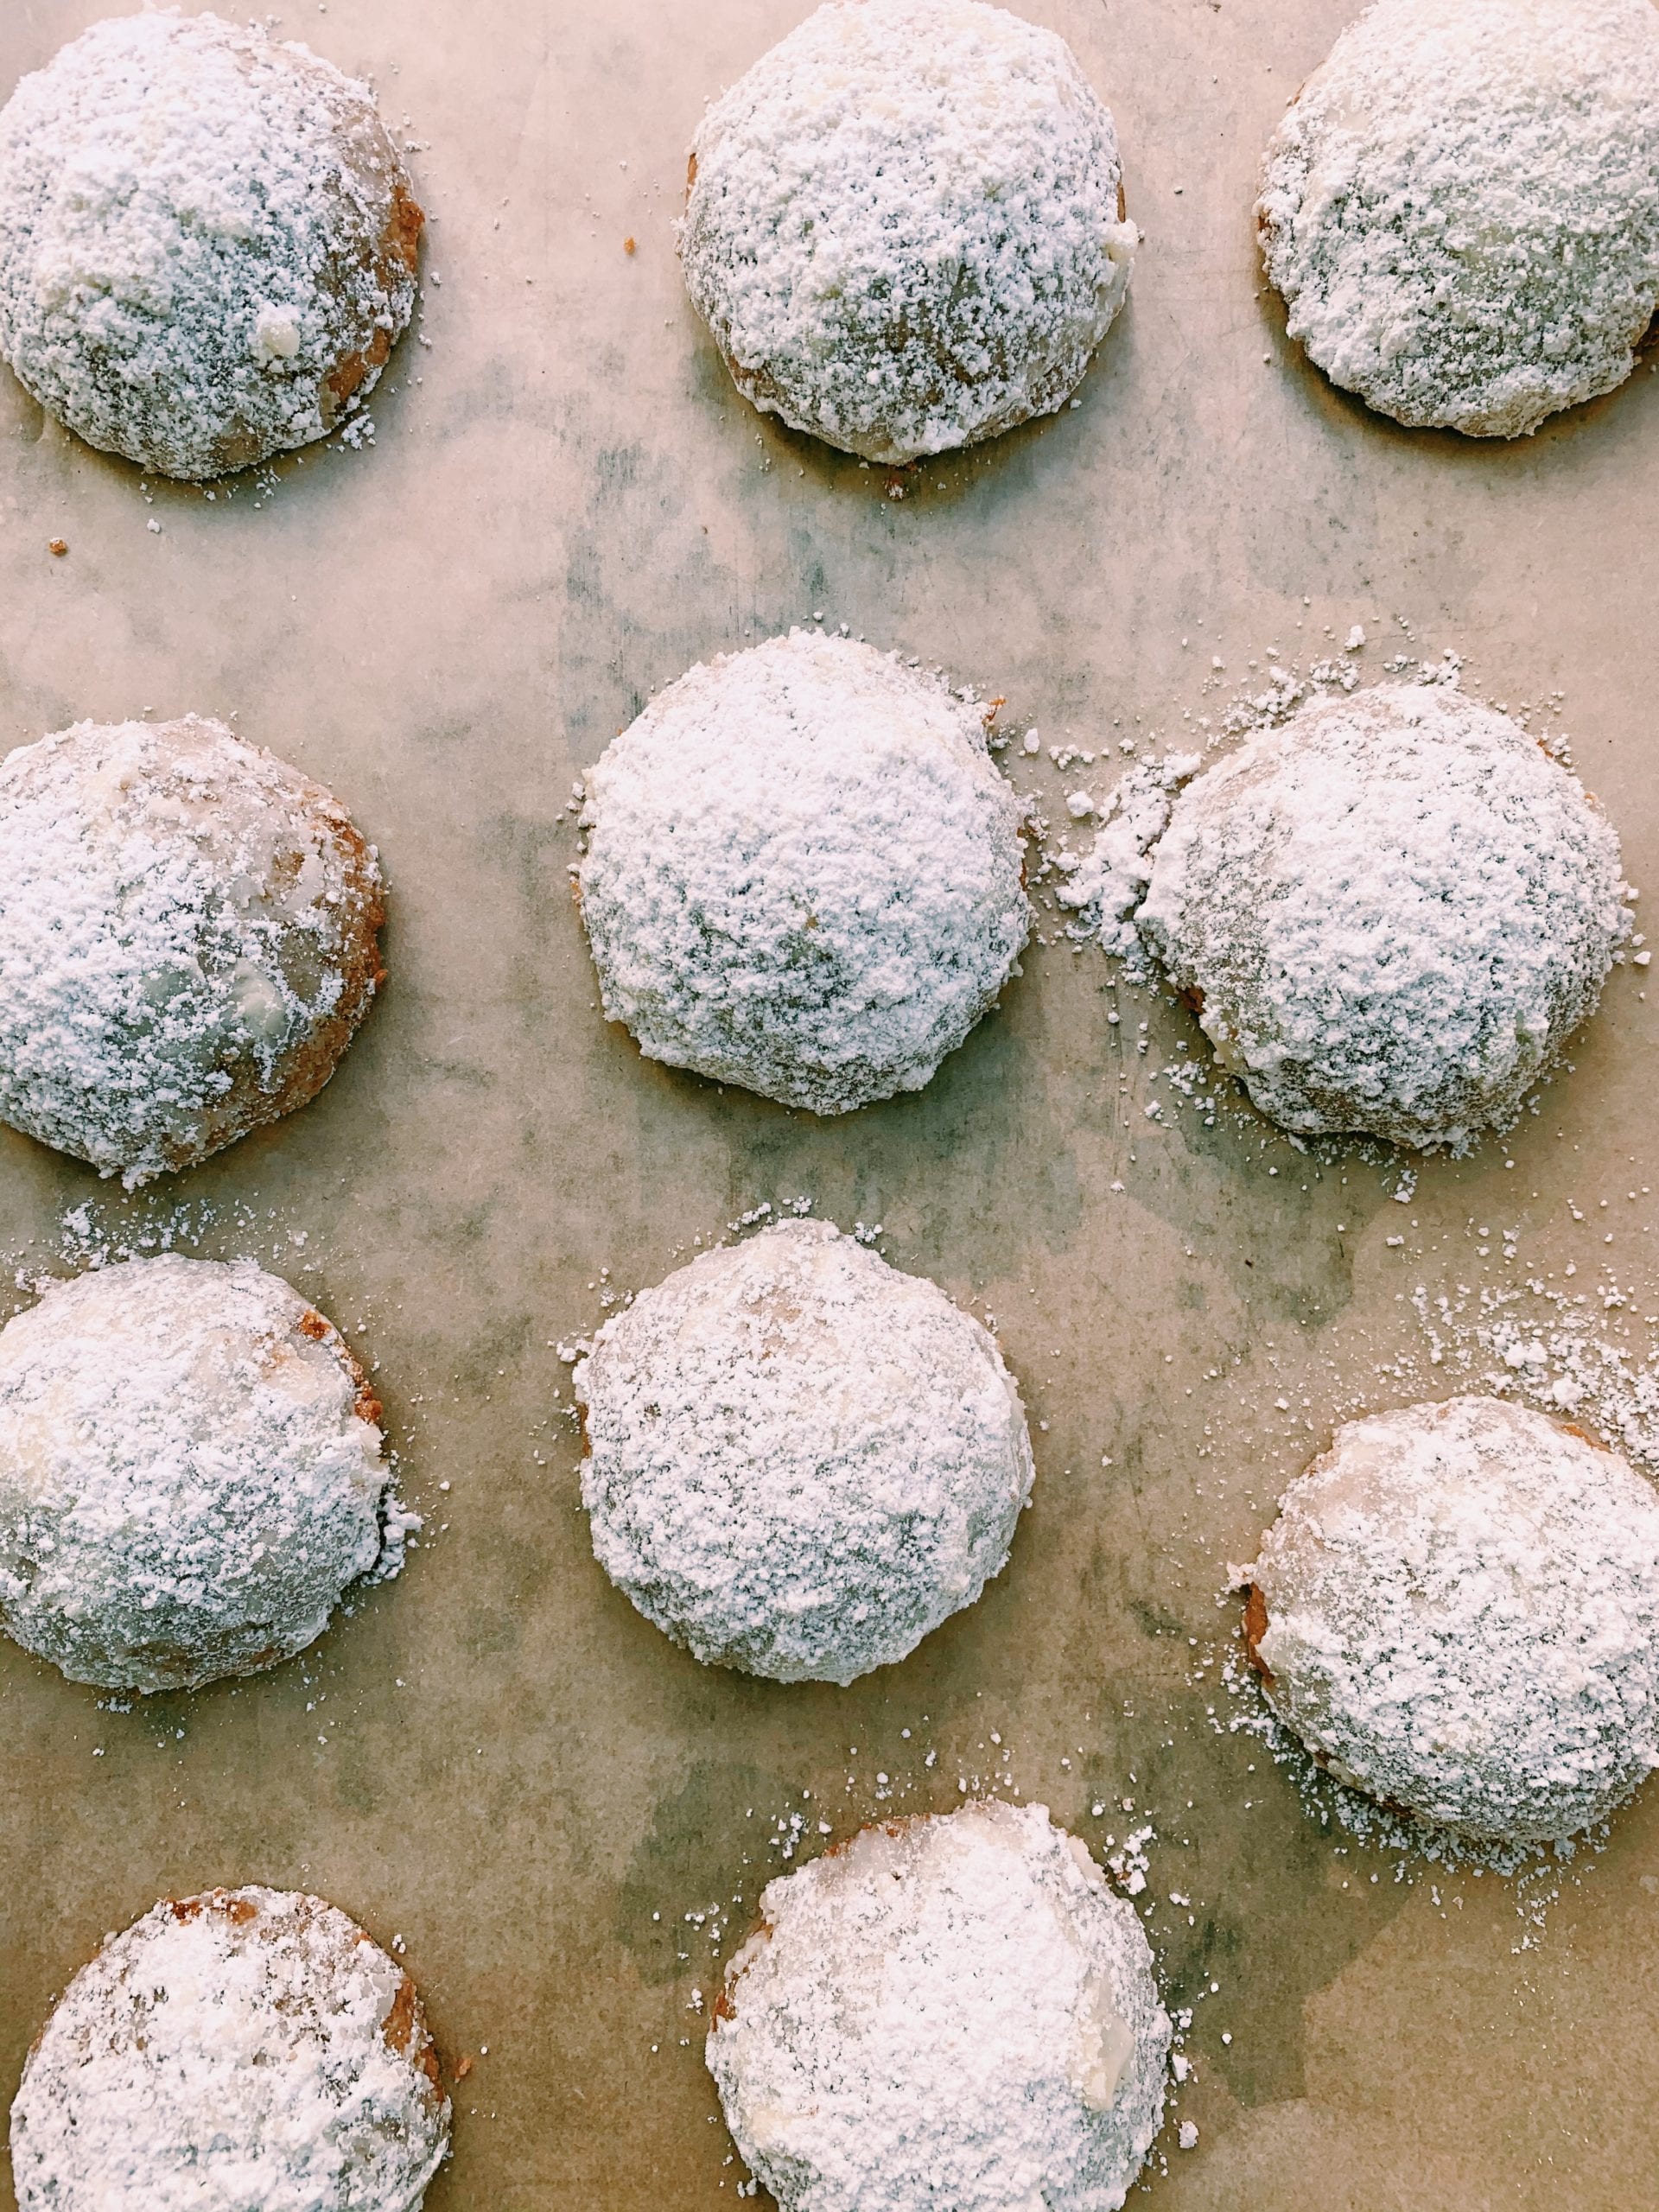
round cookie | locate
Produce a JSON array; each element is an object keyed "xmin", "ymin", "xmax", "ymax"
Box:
[
  {"xmin": 0, "ymin": 1255, "xmax": 391, "ymax": 1693},
  {"xmin": 1257, "ymin": 0, "xmax": 1659, "ymax": 438},
  {"xmin": 0, "ymin": 715, "xmax": 385, "ymax": 1184},
  {"xmin": 681, "ymin": 0, "xmax": 1136, "ymax": 462},
  {"xmin": 708, "ymin": 1800, "xmax": 1170, "ymax": 2212},
  {"xmin": 577, "ymin": 631, "xmax": 1029, "ymax": 1116},
  {"xmin": 10, "ymin": 1886, "xmax": 449, "ymax": 2212},
  {"xmin": 1243, "ymin": 1395, "xmax": 1659, "ymax": 1844},
  {"xmin": 1136, "ymin": 684, "xmax": 1629, "ymax": 1150},
  {"xmin": 0, "ymin": 10, "xmax": 423, "ymax": 478},
  {"xmin": 575, "ymin": 1219, "xmax": 1033, "ymax": 1685}
]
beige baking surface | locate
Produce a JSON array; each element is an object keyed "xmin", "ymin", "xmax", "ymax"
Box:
[{"xmin": 2, "ymin": 0, "xmax": 1658, "ymax": 2205}]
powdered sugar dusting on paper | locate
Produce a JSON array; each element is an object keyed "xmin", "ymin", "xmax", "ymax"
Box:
[
  {"xmin": 10, "ymin": 1887, "xmax": 449, "ymax": 2212},
  {"xmin": 1258, "ymin": 0, "xmax": 1659, "ymax": 436},
  {"xmin": 708, "ymin": 1800, "xmax": 1169, "ymax": 2212},
  {"xmin": 681, "ymin": 0, "xmax": 1135, "ymax": 462}
]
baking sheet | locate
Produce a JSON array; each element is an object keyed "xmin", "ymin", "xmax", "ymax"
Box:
[{"xmin": 2, "ymin": 1, "xmax": 1658, "ymax": 2205}]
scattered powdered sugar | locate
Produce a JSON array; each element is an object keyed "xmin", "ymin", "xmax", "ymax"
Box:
[
  {"xmin": 1053, "ymin": 755, "xmax": 1200, "ymax": 969},
  {"xmin": 10, "ymin": 1886, "xmax": 449, "ymax": 2212},
  {"xmin": 0, "ymin": 1255, "xmax": 397, "ymax": 1693},
  {"xmin": 577, "ymin": 630, "xmax": 1029, "ymax": 1116},
  {"xmin": 681, "ymin": 0, "xmax": 1136, "ymax": 462},
  {"xmin": 1257, "ymin": 0, "xmax": 1659, "ymax": 437},
  {"xmin": 0, "ymin": 715, "xmax": 384, "ymax": 1185},
  {"xmin": 1240, "ymin": 1395, "xmax": 1659, "ymax": 1844},
  {"xmin": 0, "ymin": 10, "xmax": 422, "ymax": 478},
  {"xmin": 575, "ymin": 1218, "xmax": 1033, "ymax": 1685},
  {"xmin": 1136, "ymin": 683, "xmax": 1630, "ymax": 1150},
  {"xmin": 707, "ymin": 1800, "xmax": 1169, "ymax": 2212}
]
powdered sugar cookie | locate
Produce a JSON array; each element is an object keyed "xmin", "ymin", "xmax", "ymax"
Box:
[
  {"xmin": 709, "ymin": 1800, "xmax": 1169, "ymax": 2212},
  {"xmin": 1257, "ymin": 0, "xmax": 1659, "ymax": 437},
  {"xmin": 575, "ymin": 1219, "xmax": 1033, "ymax": 1685},
  {"xmin": 681, "ymin": 0, "xmax": 1136, "ymax": 462},
  {"xmin": 0, "ymin": 10, "xmax": 423, "ymax": 478},
  {"xmin": 0, "ymin": 715, "xmax": 384, "ymax": 1184},
  {"xmin": 10, "ymin": 1887, "xmax": 449, "ymax": 2212},
  {"xmin": 1137, "ymin": 685, "xmax": 1630, "ymax": 1149},
  {"xmin": 1243, "ymin": 1395, "xmax": 1659, "ymax": 1843},
  {"xmin": 578, "ymin": 631, "xmax": 1029, "ymax": 1116},
  {"xmin": 0, "ymin": 1256, "xmax": 392, "ymax": 1693}
]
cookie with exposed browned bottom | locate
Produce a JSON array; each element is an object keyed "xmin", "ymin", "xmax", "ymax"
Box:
[
  {"xmin": 0, "ymin": 715, "xmax": 384, "ymax": 1183},
  {"xmin": 10, "ymin": 1887, "xmax": 449, "ymax": 2212},
  {"xmin": 0, "ymin": 9, "xmax": 422, "ymax": 477},
  {"xmin": 1243, "ymin": 1395, "xmax": 1659, "ymax": 1842},
  {"xmin": 0, "ymin": 1256, "xmax": 395, "ymax": 1693}
]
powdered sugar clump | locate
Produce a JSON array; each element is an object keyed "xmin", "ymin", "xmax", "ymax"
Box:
[
  {"xmin": 1243, "ymin": 1395, "xmax": 1659, "ymax": 1844},
  {"xmin": 0, "ymin": 10, "xmax": 422, "ymax": 478},
  {"xmin": 0, "ymin": 715, "xmax": 384, "ymax": 1185},
  {"xmin": 709, "ymin": 1800, "xmax": 1169, "ymax": 2212},
  {"xmin": 1258, "ymin": 0, "xmax": 1659, "ymax": 437},
  {"xmin": 578, "ymin": 631, "xmax": 1028, "ymax": 1116},
  {"xmin": 0, "ymin": 1255, "xmax": 396, "ymax": 1692},
  {"xmin": 10, "ymin": 1886, "xmax": 449, "ymax": 2212},
  {"xmin": 1053, "ymin": 754, "xmax": 1200, "ymax": 964},
  {"xmin": 1137, "ymin": 684, "xmax": 1630, "ymax": 1150},
  {"xmin": 681, "ymin": 0, "xmax": 1137, "ymax": 462},
  {"xmin": 575, "ymin": 1219, "xmax": 1033, "ymax": 1685}
]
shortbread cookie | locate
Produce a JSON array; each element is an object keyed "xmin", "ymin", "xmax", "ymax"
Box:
[
  {"xmin": 578, "ymin": 631, "xmax": 1028, "ymax": 1115},
  {"xmin": 709, "ymin": 1801, "xmax": 1169, "ymax": 2212},
  {"xmin": 0, "ymin": 10, "xmax": 422, "ymax": 476},
  {"xmin": 10, "ymin": 1887, "xmax": 448, "ymax": 2212},
  {"xmin": 576, "ymin": 1219, "xmax": 1033, "ymax": 1684},
  {"xmin": 1137, "ymin": 685, "xmax": 1629, "ymax": 1148},
  {"xmin": 0, "ymin": 1256, "xmax": 391, "ymax": 1692},
  {"xmin": 1257, "ymin": 0, "xmax": 1659, "ymax": 436},
  {"xmin": 1243, "ymin": 1395, "xmax": 1659, "ymax": 1842},
  {"xmin": 682, "ymin": 0, "xmax": 1136, "ymax": 461},
  {"xmin": 0, "ymin": 715, "xmax": 384, "ymax": 1183}
]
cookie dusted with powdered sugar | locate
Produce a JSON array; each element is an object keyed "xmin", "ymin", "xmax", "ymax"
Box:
[
  {"xmin": 0, "ymin": 715, "xmax": 384, "ymax": 1184},
  {"xmin": 575, "ymin": 1220, "xmax": 1033, "ymax": 1685},
  {"xmin": 0, "ymin": 1257, "xmax": 395, "ymax": 1693},
  {"xmin": 577, "ymin": 631, "xmax": 1029, "ymax": 1116},
  {"xmin": 10, "ymin": 1887, "xmax": 449, "ymax": 2212},
  {"xmin": 1137, "ymin": 685, "xmax": 1630, "ymax": 1150},
  {"xmin": 709, "ymin": 1801, "xmax": 1169, "ymax": 2212},
  {"xmin": 1243, "ymin": 1395, "xmax": 1659, "ymax": 1844},
  {"xmin": 1257, "ymin": 0, "xmax": 1659, "ymax": 437},
  {"xmin": 0, "ymin": 10, "xmax": 422, "ymax": 477},
  {"xmin": 681, "ymin": 0, "xmax": 1137, "ymax": 461}
]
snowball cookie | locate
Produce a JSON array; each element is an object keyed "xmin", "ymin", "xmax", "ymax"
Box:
[
  {"xmin": 575, "ymin": 1219, "xmax": 1033, "ymax": 1685},
  {"xmin": 0, "ymin": 715, "xmax": 385, "ymax": 1184},
  {"xmin": 1257, "ymin": 0, "xmax": 1659, "ymax": 438},
  {"xmin": 1243, "ymin": 1396, "xmax": 1659, "ymax": 1844},
  {"xmin": 681, "ymin": 0, "xmax": 1137, "ymax": 462},
  {"xmin": 709, "ymin": 1800, "xmax": 1169, "ymax": 2212},
  {"xmin": 1137, "ymin": 685, "xmax": 1629, "ymax": 1150},
  {"xmin": 0, "ymin": 1256, "xmax": 391, "ymax": 1693},
  {"xmin": 578, "ymin": 631, "xmax": 1029, "ymax": 1116},
  {"xmin": 0, "ymin": 10, "xmax": 423, "ymax": 478},
  {"xmin": 10, "ymin": 1886, "xmax": 449, "ymax": 2212}
]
